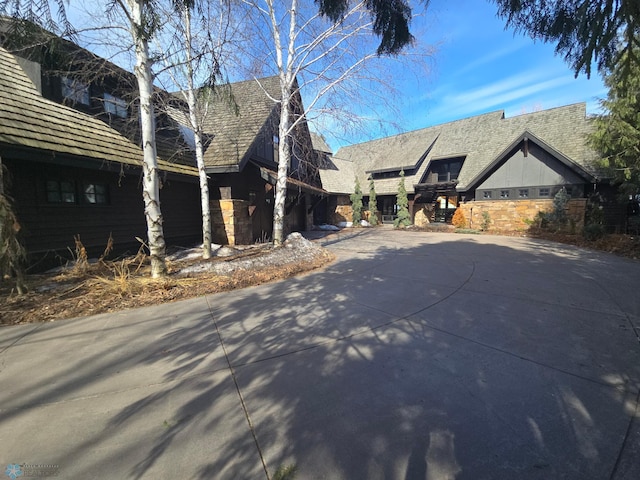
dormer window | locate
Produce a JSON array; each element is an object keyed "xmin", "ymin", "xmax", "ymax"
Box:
[
  {"xmin": 61, "ymin": 76, "xmax": 90, "ymax": 105},
  {"xmin": 427, "ymin": 158, "xmax": 463, "ymax": 183},
  {"xmin": 104, "ymin": 93, "xmax": 127, "ymax": 118}
]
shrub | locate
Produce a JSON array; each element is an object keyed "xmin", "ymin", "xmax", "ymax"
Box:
[
  {"xmin": 350, "ymin": 177, "xmax": 363, "ymax": 225},
  {"xmin": 452, "ymin": 208, "xmax": 466, "ymax": 228},
  {"xmin": 548, "ymin": 188, "xmax": 570, "ymax": 229},
  {"xmin": 394, "ymin": 169, "xmax": 411, "ymax": 227},
  {"xmin": 368, "ymin": 177, "xmax": 378, "ymax": 225},
  {"xmin": 480, "ymin": 211, "xmax": 491, "ymax": 231},
  {"xmin": 583, "ymin": 223, "xmax": 606, "ymax": 241}
]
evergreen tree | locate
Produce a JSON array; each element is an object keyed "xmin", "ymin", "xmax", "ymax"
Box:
[
  {"xmin": 394, "ymin": 169, "xmax": 411, "ymax": 227},
  {"xmin": 350, "ymin": 177, "xmax": 363, "ymax": 226},
  {"xmin": 589, "ymin": 45, "xmax": 640, "ymax": 197},
  {"xmin": 494, "ymin": 0, "xmax": 640, "ymax": 78},
  {"xmin": 368, "ymin": 177, "xmax": 378, "ymax": 225}
]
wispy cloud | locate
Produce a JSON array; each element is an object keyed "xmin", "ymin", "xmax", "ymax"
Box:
[
  {"xmin": 425, "ymin": 69, "xmax": 577, "ymax": 121},
  {"xmin": 455, "ymin": 41, "xmax": 528, "ymax": 75}
]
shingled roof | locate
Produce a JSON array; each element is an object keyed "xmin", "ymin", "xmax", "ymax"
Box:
[
  {"xmin": 322, "ymin": 105, "xmax": 599, "ymax": 195},
  {"xmin": 188, "ymin": 76, "xmax": 282, "ymax": 171},
  {"xmin": 0, "ymin": 47, "xmax": 197, "ymax": 176}
]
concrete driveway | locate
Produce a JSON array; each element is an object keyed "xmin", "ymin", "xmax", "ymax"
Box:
[{"xmin": 1, "ymin": 229, "xmax": 639, "ymax": 480}]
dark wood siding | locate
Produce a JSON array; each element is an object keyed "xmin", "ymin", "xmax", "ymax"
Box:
[{"xmin": 4, "ymin": 156, "xmax": 201, "ymax": 263}]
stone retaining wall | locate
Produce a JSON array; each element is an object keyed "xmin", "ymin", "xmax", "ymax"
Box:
[{"xmin": 458, "ymin": 198, "xmax": 587, "ymax": 232}]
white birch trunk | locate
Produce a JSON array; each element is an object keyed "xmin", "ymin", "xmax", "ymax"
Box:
[
  {"xmin": 267, "ymin": 0, "xmax": 298, "ymax": 246},
  {"xmin": 183, "ymin": 6, "xmax": 212, "ymax": 259},
  {"xmin": 272, "ymin": 92, "xmax": 291, "ymax": 245},
  {"xmin": 129, "ymin": 0, "xmax": 167, "ymax": 277}
]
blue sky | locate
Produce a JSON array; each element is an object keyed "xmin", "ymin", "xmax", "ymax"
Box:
[
  {"xmin": 390, "ymin": 0, "xmax": 607, "ymax": 133},
  {"xmin": 63, "ymin": 0, "xmax": 608, "ymax": 152}
]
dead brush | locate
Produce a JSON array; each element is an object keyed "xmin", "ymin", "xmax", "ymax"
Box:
[
  {"xmin": 96, "ymin": 239, "xmax": 154, "ymax": 296},
  {"xmin": 68, "ymin": 234, "xmax": 89, "ymax": 274}
]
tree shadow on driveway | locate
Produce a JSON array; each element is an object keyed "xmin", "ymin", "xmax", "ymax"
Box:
[{"xmin": 1, "ymin": 231, "xmax": 639, "ymax": 479}]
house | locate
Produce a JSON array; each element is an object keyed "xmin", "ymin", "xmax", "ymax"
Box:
[
  {"xmin": 318, "ymin": 105, "xmax": 615, "ymax": 231},
  {"xmin": 168, "ymin": 77, "xmax": 327, "ymax": 245},
  {"xmin": 0, "ymin": 19, "xmax": 326, "ymax": 268},
  {"xmin": 0, "ymin": 45, "xmax": 204, "ymax": 267}
]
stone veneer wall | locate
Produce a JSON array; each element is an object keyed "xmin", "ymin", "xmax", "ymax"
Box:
[
  {"xmin": 330, "ymin": 203, "xmax": 381, "ymax": 225},
  {"xmin": 458, "ymin": 198, "xmax": 587, "ymax": 232},
  {"xmin": 211, "ymin": 199, "xmax": 251, "ymax": 245}
]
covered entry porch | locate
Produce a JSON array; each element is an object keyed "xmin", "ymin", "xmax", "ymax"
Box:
[{"xmin": 413, "ymin": 181, "xmax": 459, "ymax": 223}]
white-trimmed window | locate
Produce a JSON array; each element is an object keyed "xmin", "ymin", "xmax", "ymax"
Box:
[
  {"xmin": 104, "ymin": 93, "xmax": 127, "ymax": 118},
  {"xmin": 62, "ymin": 76, "xmax": 90, "ymax": 105}
]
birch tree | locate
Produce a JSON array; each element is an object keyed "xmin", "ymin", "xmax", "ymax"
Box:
[
  {"xmin": 158, "ymin": 0, "xmax": 236, "ymax": 259},
  {"xmin": 3, "ymin": 0, "xmax": 169, "ymax": 277},
  {"xmin": 240, "ymin": 0, "xmax": 422, "ymax": 245},
  {"xmin": 108, "ymin": 0, "xmax": 167, "ymax": 277}
]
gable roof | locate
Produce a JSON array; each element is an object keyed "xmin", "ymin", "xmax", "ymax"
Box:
[
  {"xmin": 0, "ymin": 47, "xmax": 197, "ymax": 176},
  {"xmin": 464, "ymin": 130, "xmax": 597, "ymax": 191},
  {"xmin": 187, "ymin": 76, "xmax": 282, "ymax": 172},
  {"xmin": 322, "ymin": 105, "xmax": 599, "ymax": 195},
  {"xmin": 310, "ymin": 132, "xmax": 332, "ymax": 155}
]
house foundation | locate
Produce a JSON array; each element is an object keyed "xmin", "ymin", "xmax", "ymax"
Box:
[{"xmin": 459, "ymin": 198, "xmax": 587, "ymax": 232}]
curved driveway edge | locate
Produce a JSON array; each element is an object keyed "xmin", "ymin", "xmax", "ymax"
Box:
[{"xmin": 0, "ymin": 229, "xmax": 639, "ymax": 479}]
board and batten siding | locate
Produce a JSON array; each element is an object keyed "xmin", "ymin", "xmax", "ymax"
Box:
[{"xmin": 477, "ymin": 143, "xmax": 585, "ymax": 191}]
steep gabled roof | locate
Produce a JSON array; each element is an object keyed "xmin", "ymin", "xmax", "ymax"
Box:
[
  {"xmin": 200, "ymin": 76, "xmax": 281, "ymax": 171},
  {"xmin": 322, "ymin": 105, "xmax": 599, "ymax": 195},
  {"xmin": 0, "ymin": 47, "xmax": 197, "ymax": 176},
  {"xmin": 310, "ymin": 132, "xmax": 332, "ymax": 155},
  {"xmin": 318, "ymin": 156, "xmax": 363, "ymax": 194},
  {"xmin": 464, "ymin": 130, "xmax": 597, "ymax": 191}
]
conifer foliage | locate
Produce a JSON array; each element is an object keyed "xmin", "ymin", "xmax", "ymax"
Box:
[
  {"xmin": 350, "ymin": 177, "xmax": 363, "ymax": 226},
  {"xmin": 589, "ymin": 45, "xmax": 640, "ymax": 197},
  {"xmin": 368, "ymin": 177, "xmax": 378, "ymax": 225},
  {"xmin": 394, "ymin": 169, "xmax": 411, "ymax": 227},
  {"xmin": 494, "ymin": 0, "xmax": 640, "ymax": 78}
]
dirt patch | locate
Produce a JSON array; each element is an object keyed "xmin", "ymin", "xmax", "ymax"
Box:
[{"xmin": 0, "ymin": 233, "xmax": 335, "ymax": 326}]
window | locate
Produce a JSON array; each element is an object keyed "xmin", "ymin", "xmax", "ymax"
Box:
[
  {"xmin": 539, "ymin": 188, "xmax": 550, "ymax": 197},
  {"xmin": 427, "ymin": 158, "xmax": 464, "ymax": 183},
  {"xmin": 46, "ymin": 180, "xmax": 76, "ymax": 203},
  {"xmin": 482, "ymin": 191, "xmax": 492, "ymax": 199},
  {"xmin": 518, "ymin": 189, "xmax": 529, "ymax": 198},
  {"xmin": 500, "ymin": 190, "xmax": 510, "ymax": 198},
  {"xmin": 103, "ymin": 93, "xmax": 127, "ymax": 118},
  {"xmin": 83, "ymin": 183, "xmax": 109, "ymax": 204},
  {"xmin": 273, "ymin": 134, "xmax": 280, "ymax": 165},
  {"xmin": 61, "ymin": 76, "xmax": 90, "ymax": 105}
]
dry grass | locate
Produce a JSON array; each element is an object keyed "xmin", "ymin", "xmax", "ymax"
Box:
[
  {"xmin": 0, "ymin": 243, "xmax": 335, "ymax": 326},
  {"xmin": 526, "ymin": 229, "xmax": 640, "ymax": 259}
]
